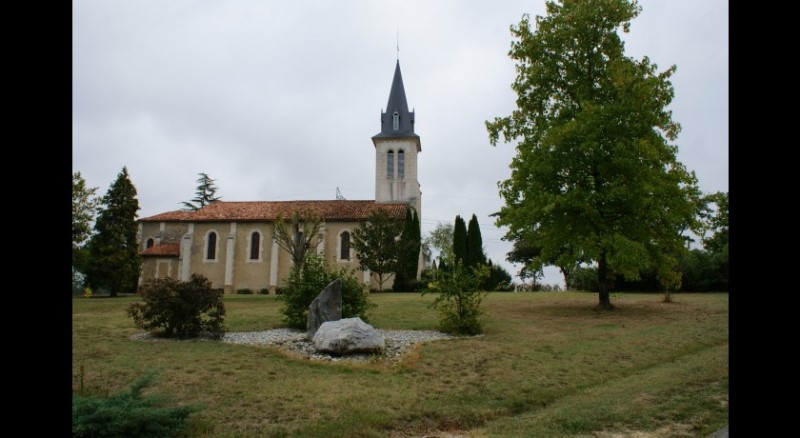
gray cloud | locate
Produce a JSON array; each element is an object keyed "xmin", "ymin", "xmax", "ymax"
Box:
[{"xmin": 73, "ymin": 0, "xmax": 728, "ymax": 287}]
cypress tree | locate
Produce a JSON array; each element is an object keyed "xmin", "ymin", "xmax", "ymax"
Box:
[
  {"xmin": 453, "ymin": 215, "xmax": 468, "ymax": 266},
  {"xmin": 85, "ymin": 167, "xmax": 141, "ymax": 296},
  {"xmin": 393, "ymin": 208, "xmax": 421, "ymax": 291},
  {"xmin": 466, "ymin": 213, "xmax": 486, "ymax": 267}
]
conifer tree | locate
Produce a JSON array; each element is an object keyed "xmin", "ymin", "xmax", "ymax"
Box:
[
  {"xmin": 393, "ymin": 208, "xmax": 421, "ymax": 291},
  {"xmin": 452, "ymin": 215, "xmax": 468, "ymax": 266},
  {"xmin": 85, "ymin": 167, "xmax": 141, "ymax": 296},
  {"xmin": 466, "ymin": 214, "xmax": 487, "ymax": 267},
  {"xmin": 182, "ymin": 173, "xmax": 222, "ymax": 211}
]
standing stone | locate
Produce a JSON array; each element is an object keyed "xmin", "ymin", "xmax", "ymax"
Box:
[
  {"xmin": 312, "ymin": 317, "xmax": 385, "ymax": 355},
  {"xmin": 306, "ymin": 278, "xmax": 342, "ymax": 337}
]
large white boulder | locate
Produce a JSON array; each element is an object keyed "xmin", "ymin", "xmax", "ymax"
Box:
[{"xmin": 312, "ymin": 317, "xmax": 385, "ymax": 355}]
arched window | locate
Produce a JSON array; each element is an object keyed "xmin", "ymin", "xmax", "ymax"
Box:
[
  {"xmin": 145, "ymin": 238, "xmax": 154, "ymax": 249},
  {"xmin": 250, "ymin": 231, "xmax": 260, "ymax": 260},
  {"xmin": 206, "ymin": 232, "xmax": 217, "ymax": 260},
  {"xmin": 387, "ymin": 150, "xmax": 394, "ymax": 179},
  {"xmin": 340, "ymin": 231, "xmax": 351, "ymax": 260},
  {"xmin": 392, "ymin": 110, "xmax": 399, "ymax": 130},
  {"xmin": 398, "ymin": 150, "xmax": 405, "ymax": 179}
]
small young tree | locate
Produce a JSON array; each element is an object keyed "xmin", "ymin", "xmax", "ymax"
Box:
[
  {"xmin": 352, "ymin": 209, "xmax": 403, "ymax": 291},
  {"xmin": 182, "ymin": 172, "xmax": 222, "ymax": 211},
  {"xmin": 272, "ymin": 210, "xmax": 323, "ymax": 275},
  {"xmin": 424, "ymin": 250, "xmax": 490, "ymax": 335},
  {"xmin": 422, "ymin": 243, "xmax": 489, "ymax": 335},
  {"xmin": 127, "ymin": 274, "xmax": 225, "ymax": 339},
  {"xmin": 85, "ymin": 167, "xmax": 141, "ymax": 296}
]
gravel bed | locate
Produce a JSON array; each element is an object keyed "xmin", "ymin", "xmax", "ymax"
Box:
[{"xmin": 131, "ymin": 328, "xmax": 465, "ymax": 363}]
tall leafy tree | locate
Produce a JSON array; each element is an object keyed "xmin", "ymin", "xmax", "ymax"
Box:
[
  {"xmin": 425, "ymin": 222, "xmax": 454, "ymax": 266},
  {"xmin": 85, "ymin": 167, "xmax": 141, "ymax": 296},
  {"xmin": 352, "ymin": 209, "xmax": 403, "ymax": 291},
  {"xmin": 486, "ymin": 0, "xmax": 700, "ymax": 309},
  {"xmin": 393, "ymin": 208, "xmax": 421, "ymax": 291},
  {"xmin": 182, "ymin": 173, "xmax": 222, "ymax": 211},
  {"xmin": 466, "ymin": 214, "xmax": 487, "ymax": 267},
  {"xmin": 699, "ymin": 191, "xmax": 729, "ymax": 255},
  {"xmin": 452, "ymin": 215, "xmax": 468, "ymax": 266},
  {"xmin": 73, "ymin": 172, "xmax": 99, "ymax": 249},
  {"xmin": 73, "ymin": 172, "xmax": 99, "ymax": 287}
]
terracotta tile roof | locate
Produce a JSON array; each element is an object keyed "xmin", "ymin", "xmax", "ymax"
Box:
[
  {"xmin": 140, "ymin": 243, "xmax": 181, "ymax": 257},
  {"xmin": 139, "ymin": 200, "xmax": 409, "ymax": 223}
]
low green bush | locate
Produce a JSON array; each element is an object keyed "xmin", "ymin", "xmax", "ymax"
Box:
[
  {"xmin": 73, "ymin": 369, "xmax": 201, "ymax": 438},
  {"xmin": 258, "ymin": 288, "xmax": 269, "ymax": 295},
  {"xmin": 236, "ymin": 288, "xmax": 253, "ymax": 295},
  {"xmin": 424, "ymin": 254, "xmax": 489, "ymax": 335},
  {"xmin": 128, "ymin": 274, "xmax": 226, "ymax": 339}
]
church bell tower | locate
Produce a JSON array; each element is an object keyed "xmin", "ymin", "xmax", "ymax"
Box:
[{"xmin": 372, "ymin": 60, "xmax": 422, "ymax": 219}]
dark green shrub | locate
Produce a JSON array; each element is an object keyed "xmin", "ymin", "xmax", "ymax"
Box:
[
  {"xmin": 483, "ymin": 261, "xmax": 514, "ymax": 291},
  {"xmin": 127, "ymin": 274, "xmax": 226, "ymax": 339},
  {"xmin": 568, "ymin": 266, "xmax": 600, "ymax": 292},
  {"xmin": 236, "ymin": 288, "xmax": 253, "ymax": 294},
  {"xmin": 73, "ymin": 369, "xmax": 201, "ymax": 438},
  {"xmin": 258, "ymin": 288, "xmax": 269, "ymax": 295},
  {"xmin": 279, "ymin": 253, "xmax": 374, "ymax": 330},
  {"xmin": 424, "ymin": 255, "xmax": 489, "ymax": 335}
]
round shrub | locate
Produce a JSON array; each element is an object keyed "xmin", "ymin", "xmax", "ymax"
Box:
[{"xmin": 127, "ymin": 274, "xmax": 225, "ymax": 339}]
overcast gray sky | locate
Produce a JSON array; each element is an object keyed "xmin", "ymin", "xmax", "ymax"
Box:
[{"xmin": 73, "ymin": 0, "xmax": 728, "ymax": 288}]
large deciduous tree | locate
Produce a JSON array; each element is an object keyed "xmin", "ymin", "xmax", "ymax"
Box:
[
  {"xmin": 352, "ymin": 209, "xmax": 403, "ymax": 291},
  {"xmin": 486, "ymin": 0, "xmax": 700, "ymax": 309},
  {"xmin": 85, "ymin": 167, "xmax": 142, "ymax": 296},
  {"xmin": 182, "ymin": 173, "xmax": 222, "ymax": 211}
]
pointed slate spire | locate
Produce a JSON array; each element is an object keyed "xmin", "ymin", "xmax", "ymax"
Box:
[{"xmin": 374, "ymin": 60, "xmax": 418, "ymax": 139}]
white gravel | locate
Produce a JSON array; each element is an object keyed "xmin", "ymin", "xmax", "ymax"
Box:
[{"xmin": 131, "ymin": 328, "xmax": 465, "ymax": 363}]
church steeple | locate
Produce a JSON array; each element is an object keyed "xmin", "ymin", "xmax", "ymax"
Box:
[
  {"xmin": 373, "ymin": 61, "xmax": 420, "ymax": 150},
  {"xmin": 372, "ymin": 58, "xmax": 424, "ymax": 281}
]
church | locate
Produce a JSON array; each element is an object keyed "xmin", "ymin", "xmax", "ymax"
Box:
[{"xmin": 137, "ymin": 61, "xmax": 423, "ymax": 294}]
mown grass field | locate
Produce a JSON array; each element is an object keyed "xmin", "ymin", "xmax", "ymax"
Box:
[{"xmin": 72, "ymin": 292, "xmax": 728, "ymax": 437}]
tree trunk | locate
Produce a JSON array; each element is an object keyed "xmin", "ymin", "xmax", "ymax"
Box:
[
  {"xmin": 560, "ymin": 266, "xmax": 571, "ymax": 291},
  {"xmin": 597, "ymin": 254, "xmax": 613, "ymax": 310},
  {"xmin": 663, "ymin": 289, "xmax": 672, "ymax": 303}
]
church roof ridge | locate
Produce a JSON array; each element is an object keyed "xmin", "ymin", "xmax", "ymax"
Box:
[{"xmin": 140, "ymin": 199, "xmax": 409, "ymax": 223}]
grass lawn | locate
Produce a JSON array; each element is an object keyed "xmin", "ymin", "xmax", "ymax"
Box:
[{"xmin": 72, "ymin": 292, "xmax": 728, "ymax": 437}]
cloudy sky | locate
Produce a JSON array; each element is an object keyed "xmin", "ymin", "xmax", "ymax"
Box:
[{"xmin": 73, "ymin": 0, "xmax": 728, "ymax": 287}]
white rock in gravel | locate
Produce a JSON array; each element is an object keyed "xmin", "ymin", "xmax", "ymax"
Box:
[{"xmin": 312, "ymin": 317, "xmax": 385, "ymax": 355}]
